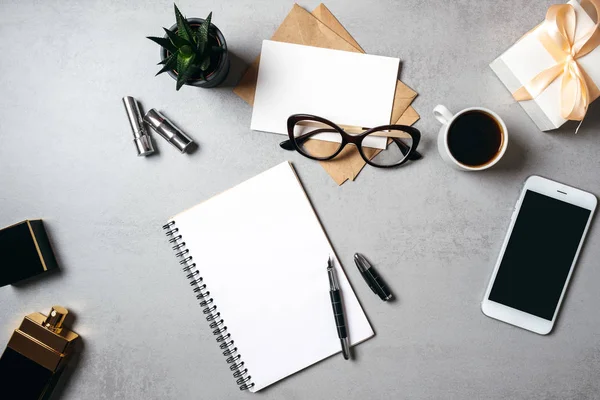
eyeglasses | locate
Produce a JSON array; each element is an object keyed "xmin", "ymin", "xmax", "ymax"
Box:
[{"xmin": 280, "ymin": 114, "xmax": 422, "ymax": 168}]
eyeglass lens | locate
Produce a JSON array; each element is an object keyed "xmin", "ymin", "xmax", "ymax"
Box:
[
  {"xmin": 362, "ymin": 128, "xmax": 414, "ymax": 167},
  {"xmin": 291, "ymin": 120, "xmax": 343, "ymax": 159}
]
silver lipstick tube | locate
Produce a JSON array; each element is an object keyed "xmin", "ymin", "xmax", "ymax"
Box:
[
  {"xmin": 143, "ymin": 109, "xmax": 194, "ymax": 153},
  {"xmin": 122, "ymin": 96, "xmax": 155, "ymax": 156}
]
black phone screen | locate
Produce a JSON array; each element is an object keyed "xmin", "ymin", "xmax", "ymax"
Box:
[{"xmin": 489, "ymin": 190, "xmax": 591, "ymax": 320}]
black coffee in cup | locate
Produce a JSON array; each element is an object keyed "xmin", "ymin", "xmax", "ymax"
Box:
[{"xmin": 447, "ymin": 111, "xmax": 504, "ymax": 167}]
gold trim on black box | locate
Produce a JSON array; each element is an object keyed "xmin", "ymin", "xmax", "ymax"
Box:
[{"xmin": 26, "ymin": 220, "xmax": 47, "ymax": 272}]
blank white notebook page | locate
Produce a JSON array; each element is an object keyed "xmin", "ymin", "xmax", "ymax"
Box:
[
  {"xmin": 251, "ymin": 40, "xmax": 400, "ymax": 149},
  {"xmin": 170, "ymin": 162, "xmax": 374, "ymax": 392}
]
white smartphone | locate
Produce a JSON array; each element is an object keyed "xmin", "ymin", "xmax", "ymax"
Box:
[{"xmin": 482, "ymin": 176, "xmax": 596, "ymax": 335}]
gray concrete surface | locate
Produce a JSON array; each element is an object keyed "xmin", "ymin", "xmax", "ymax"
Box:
[{"xmin": 1, "ymin": 1, "xmax": 600, "ymax": 399}]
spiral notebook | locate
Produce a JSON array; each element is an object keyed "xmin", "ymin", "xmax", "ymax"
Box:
[{"xmin": 163, "ymin": 162, "xmax": 374, "ymax": 392}]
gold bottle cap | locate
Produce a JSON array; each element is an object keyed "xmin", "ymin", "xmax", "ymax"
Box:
[
  {"xmin": 43, "ymin": 305, "xmax": 68, "ymax": 332},
  {"xmin": 8, "ymin": 305, "xmax": 79, "ymax": 372}
]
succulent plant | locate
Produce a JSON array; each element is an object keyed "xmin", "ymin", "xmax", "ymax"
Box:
[{"xmin": 147, "ymin": 5, "xmax": 224, "ymax": 90}]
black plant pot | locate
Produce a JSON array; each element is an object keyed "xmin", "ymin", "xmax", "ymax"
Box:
[{"xmin": 161, "ymin": 18, "xmax": 230, "ymax": 89}]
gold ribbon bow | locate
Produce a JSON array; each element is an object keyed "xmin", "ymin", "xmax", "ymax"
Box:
[{"xmin": 513, "ymin": 0, "xmax": 600, "ymax": 122}]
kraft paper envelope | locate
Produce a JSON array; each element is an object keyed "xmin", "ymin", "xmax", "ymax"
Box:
[
  {"xmin": 310, "ymin": 4, "xmax": 417, "ymax": 125},
  {"xmin": 396, "ymin": 106, "xmax": 420, "ymax": 126},
  {"xmin": 233, "ymin": 3, "xmax": 419, "ymax": 184}
]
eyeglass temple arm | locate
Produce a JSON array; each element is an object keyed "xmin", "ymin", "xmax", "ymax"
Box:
[{"xmin": 279, "ymin": 129, "xmax": 422, "ymax": 160}]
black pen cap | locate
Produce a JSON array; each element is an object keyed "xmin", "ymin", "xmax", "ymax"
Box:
[{"xmin": 354, "ymin": 253, "xmax": 393, "ymax": 301}]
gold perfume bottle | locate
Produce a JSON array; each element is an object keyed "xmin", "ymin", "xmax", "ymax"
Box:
[{"xmin": 0, "ymin": 306, "xmax": 80, "ymax": 400}]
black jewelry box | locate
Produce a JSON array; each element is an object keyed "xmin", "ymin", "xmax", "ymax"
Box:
[{"xmin": 0, "ymin": 220, "xmax": 59, "ymax": 287}]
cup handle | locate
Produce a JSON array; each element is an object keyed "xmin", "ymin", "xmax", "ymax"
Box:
[{"xmin": 433, "ymin": 105, "xmax": 454, "ymax": 125}]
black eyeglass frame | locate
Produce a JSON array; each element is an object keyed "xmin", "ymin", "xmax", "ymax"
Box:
[{"xmin": 285, "ymin": 114, "xmax": 422, "ymax": 168}]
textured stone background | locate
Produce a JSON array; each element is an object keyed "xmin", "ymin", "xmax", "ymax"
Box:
[{"xmin": 0, "ymin": 1, "xmax": 599, "ymax": 399}]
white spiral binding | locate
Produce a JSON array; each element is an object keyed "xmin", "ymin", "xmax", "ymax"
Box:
[{"xmin": 163, "ymin": 221, "xmax": 254, "ymax": 391}]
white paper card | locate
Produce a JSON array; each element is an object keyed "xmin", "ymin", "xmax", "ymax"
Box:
[
  {"xmin": 251, "ymin": 40, "xmax": 400, "ymax": 149},
  {"xmin": 170, "ymin": 162, "xmax": 374, "ymax": 392}
]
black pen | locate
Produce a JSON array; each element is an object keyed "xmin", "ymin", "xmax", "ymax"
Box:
[
  {"xmin": 354, "ymin": 253, "xmax": 393, "ymax": 301},
  {"xmin": 327, "ymin": 257, "xmax": 350, "ymax": 360}
]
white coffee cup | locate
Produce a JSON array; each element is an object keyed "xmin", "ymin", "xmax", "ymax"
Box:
[{"xmin": 433, "ymin": 105, "xmax": 508, "ymax": 171}]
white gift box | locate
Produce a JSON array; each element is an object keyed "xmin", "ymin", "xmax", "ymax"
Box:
[{"xmin": 490, "ymin": 0, "xmax": 600, "ymax": 131}]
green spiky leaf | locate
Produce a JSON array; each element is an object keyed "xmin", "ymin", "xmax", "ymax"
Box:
[
  {"xmin": 200, "ymin": 52, "xmax": 211, "ymax": 71},
  {"xmin": 175, "ymin": 52, "xmax": 196, "ymax": 90},
  {"xmin": 198, "ymin": 41, "xmax": 206, "ymax": 57},
  {"xmin": 176, "ymin": 52, "xmax": 196, "ymax": 75},
  {"xmin": 176, "ymin": 67, "xmax": 189, "ymax": 90},
  {"xmin": 174, "ymin": 4, "xmax": 194, "ymax": 43},
  {"xmin": 180, "ymin": 45, "xmax": 194, "ymax": 57},
  {"xmin": 178, "ymin": 64, "xmax": 201, "ymax": 90},
  {"xmin": 196, "ymin": 12, "xmax": 212, "ymax": 46},
  {"xmin": 176, "ymin": 72, "xmax": 186, "ymax": 90},
  {"xmin": 156, "ymin": 53, "xmax": 177, "ymax": 75},
  {"xmin": 147, "ymin": 36, "xmax": 178, "ymax": 53},
  {"xmin": 163, "ymin": 27, "xmax": 190, "ymax": 48}
]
